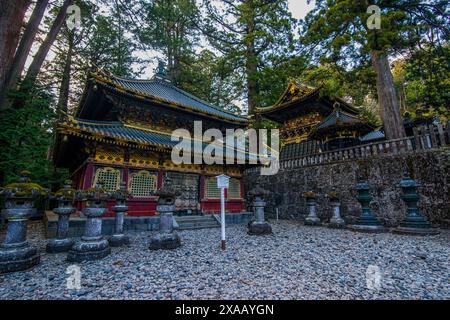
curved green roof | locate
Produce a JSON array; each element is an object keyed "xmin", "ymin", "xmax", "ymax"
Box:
[{"xmin": 92, "ymin": 70, "xmax": 248, "ymax": 123}]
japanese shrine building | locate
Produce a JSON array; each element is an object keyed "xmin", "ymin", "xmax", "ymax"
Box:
[
  {"xmin": 256, "ymin": 81, "xmax": 375, "ymax": 159},
  {"xmin": 53, "ymin": 67, "xmax": 249, "ymax": 216}
]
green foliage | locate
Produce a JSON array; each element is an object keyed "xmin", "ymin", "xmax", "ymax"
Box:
[
  {"xmin": 0, "ymin": 81, "xmax": 68, "ymax": 187},
  {"xmin": 203, "ymin": 0, "xmax": 297, "ymax": 113},
  {"xmin": 301, "ymin": 0, "xmax": 448, "ymax": 60},
  {"xmin": 85, "ymin": 13, "xmax": 142, "ymax": 77},
  {"xmin": 39, "ymin": 0, "xmax": 141, "ymax": 114},
  {"xmin": 300, "ymin": 0, "xmax": 449, "ymax": 121},
  {"xmin": 404, "ymin": 44, "xmax": 450, "ymax": 120},
  {"xmin": 138, "ymin": 0, "xmax": 199, "ymax": 83},
  {"xmin": 177, "ymin": 50, "xmax": 243, "ymax": 113},
  {"xmin": 257, "ymin": 55, "xmax": 308, "ymax": 107}
]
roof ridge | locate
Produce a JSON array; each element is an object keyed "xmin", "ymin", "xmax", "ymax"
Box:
[
  {"xmin": 162, "ymin": 81, "xmax": 244, "ymax": 118},
  {"xmin": 73, "ymin": 118, "xmax": 122, "ymax": 126},
  {"xmin": 94, "ymin": 68, "xmax": 247, "ymax": 121}
]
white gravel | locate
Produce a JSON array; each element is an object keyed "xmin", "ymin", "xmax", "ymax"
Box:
[{"xmin": 0, "ymin": 220, "xmax": 448, "ymax": 300}]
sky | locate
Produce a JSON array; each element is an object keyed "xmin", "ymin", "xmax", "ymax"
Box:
[
  {"xmin": 288, "ymin": 0, "xmax": 315, "ymax": 20},
  {"xmin": 140, "ymin": 0, "xmax": 315, "ymax": 79},
  {"xmin": 25, "ymin": 0, "xmax": 316, "ymax": 108},
  {"xmin": 134, "ymin": 0, "xmax": 316, "ymax": 109}
]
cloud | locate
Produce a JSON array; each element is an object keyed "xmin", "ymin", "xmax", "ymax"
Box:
[{"xmin": 288, "ymin": 0, "xmax": 315, "ymax": 20}]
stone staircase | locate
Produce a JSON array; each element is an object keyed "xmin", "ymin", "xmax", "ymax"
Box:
[{"xmin": 175, "ymin": 215, "xmax": 220, "ymax": 230}]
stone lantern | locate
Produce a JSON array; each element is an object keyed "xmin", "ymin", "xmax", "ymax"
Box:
[
  {"xmin": 303, "ymin": 191, "xmax": 321, "ymax": 226},
  {"xmin": 109, "ymin": 181, "xmax": 131, "ymax": 247},
  {"xmin": 149, "ymin": 176, "xmax": 181, "ymax": 250},
  {"xmin": 46, "ymin": 180, "xmax": 77, "ymax": 253},
  {"xmin": 67, "ymin": 182, "xmax": 111, "ymax": 262},
  {"xmin": 0, "ymin": 171, "xmax": 46, "ymax": 273},
  {"xmin": 247, "ymin": 184, "xmax": 272, "ymax": 235},
  {"xmin": 349, "ymin": 180, "xmax": 386, "ymax": 233},
  {"xmin": 393, "ymin": 173, "xmax": 439, "ymax": 236},
  {"xmin": 327, "ymin": 192, "xmax": 345, "ymax": 228}
]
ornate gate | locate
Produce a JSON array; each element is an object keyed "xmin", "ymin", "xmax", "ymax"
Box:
[{"xmin": 166, "ymin": 172, "xmax": 200, "ymax": 215}]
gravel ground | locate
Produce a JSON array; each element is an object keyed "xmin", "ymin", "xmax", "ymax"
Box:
[{"xmin": 0, "ymin": 220, "xmax": 448, "ymax": 300}]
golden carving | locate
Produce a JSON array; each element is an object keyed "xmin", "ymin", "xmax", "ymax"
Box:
[
  {"xmin": 95, "ymin": 148, "xmax": 124, "ymax": 164},
  {"xmin": 282, "ymin": 112, "xmax": 322, "ymax": 131}
]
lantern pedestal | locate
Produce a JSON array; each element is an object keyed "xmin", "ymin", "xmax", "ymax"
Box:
[
  {"xmin": 46, "ymin": 207, "xmax": 75, "ymax": 253},
  {"xmin": 109, "ymin": 204, "xmax": 130, "ymax": 247},
  {"xmin": 67, "ymin": 206, "xmax": 111, "ymax": 262},
  {"xmin": 349, "ymin": 181, "xmax": 386, "ymax": 233},
  {"xmin": 149, "ymin": 205, "xmax": 181, "ymax": 250},
  {"xmin": 328, "ymin": 199, "xmax": 345, "ymax": 229},
  {"xmin": 0, "ymin": 172, "xmax": 45, "ymax": 273},
  {"xmin": 0, "ymin": 207, "xmax": 40, "ymax": 274},
  {"xmin": 304, "ymin": 198, "xmax": 321, "ymax": 226},
  {"xmin": 0, "ymin": 242, "xmax": 40, "ymax": 274},
  {"xmin": 248, "ymin": 222, "xmax": 272, "ymax": 235},
  {"xmin": 248, "ymin": 198, "xmax": 272, "ymax": 235},
  {"xmin": 393, "ymin": 175, "xmax": 439, "ymax": 236}
]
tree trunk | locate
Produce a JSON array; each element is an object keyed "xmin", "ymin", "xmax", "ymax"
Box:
[
  {"xmin": 245, "ymin": 1, "xmax": 257, "ymax": 115},
  {"xmin": 57, "ymin": 32, "xmax": 73, "ymax": 116},
  {"xmin": 24, "ymin": 0, "xmax": 73, "ymax": 84},
  {"xmin": 0, "ymin": 0, "xmax": 31, "ymax": 98},
  {"xmin": 0, "ymin": 0, "xmax": 49, "ymax": 111},
  {"xmin": 371, "ymin": 51, "xmax": 406, "ymax": 139}
]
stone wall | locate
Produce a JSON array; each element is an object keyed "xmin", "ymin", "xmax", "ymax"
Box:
[{"xmin": 243, "ymin": 148, "xmax": 450, "ymax": 228}]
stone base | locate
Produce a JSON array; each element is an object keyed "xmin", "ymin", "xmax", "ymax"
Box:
[
  {"xmin": 108, "ymin": 234, "xmax": 130, "ymax": 247},
  {"xmin": 67, "ymin": 239, "xmax": 111, "ymax": 262},
  {"xmin": 0, "ymin": 244, "xmax": 40, "ymax": 274},
  {"xmin": 149, "ymin": 232, "xmax": 181, "ymax": 250},
  {"xmin": 46, "ymin": 238, "xmax": 74, "ymax": 253},
  {"xmin": 392, "ymin": 226, "xmax": 440, "ymax": 236},
  {"xmin": 328, "ymin": 218, "xmax": 346, "ymax": 229},
  {"xmin": 348, "ymin": 224, "xmax": 387, "ymax": 233},
  {"xmin": 247, "ymin": 222, "xmax": 272, "ymax": 235},
  {"xmin": 304, "ymin": 217, "xmax": 321, "ymax": 226}
]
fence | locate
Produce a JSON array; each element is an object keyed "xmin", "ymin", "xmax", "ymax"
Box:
[{"xmin": 246, "ymin": 122, "xmax": 450, "ymax": 173}]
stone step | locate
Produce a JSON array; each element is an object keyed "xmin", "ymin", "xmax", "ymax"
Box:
[
  {"xmin": 179, "ymin": 223, "xmax": 221, "ymax": 230},
  {"xmin": 175, "ymin": 217, "xmax": 216, "ymax": 223},
  {"xmin": 175, "ymin": 215, "xmax": 220, "ymax": 230},
  {"xmin": 175, "ymin": 215, "xmax": 213, "ymax": 221}
]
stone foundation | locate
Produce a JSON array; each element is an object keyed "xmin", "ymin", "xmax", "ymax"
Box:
[
  {"xmin": 45, "ymin": 212, "xmax": 253, "ymax": 238},
  {"xmin": 244, "ymin": 148, "xmax": 450, "ymax": 228}
]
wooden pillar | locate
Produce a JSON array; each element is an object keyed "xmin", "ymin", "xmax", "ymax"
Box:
[
  {"xmin": 157, "ymin": 168, "xmax": 164, "ymax": 189},
  {"xmin": 199, "ymin": 174, "xmax": 205, "ymax": 200},
  {"xmin": 199, "ymin": 174, "xmax": 206, "ymax": 214},
  {"xmin": 240, "ymin": 178, "xmax": 245, "ymax": 212},
  {"xmin": 123, "ymin": 165, "xmax": 129, "ymax": 188},
  {"xmin": 83, "ymin": 161, "xmax": 94, "ymax": 189}
]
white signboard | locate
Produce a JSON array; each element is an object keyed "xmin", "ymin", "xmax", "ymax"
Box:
[{"xmin": 216, "ymin": 174, "xmax": 230, "ymax": 189}]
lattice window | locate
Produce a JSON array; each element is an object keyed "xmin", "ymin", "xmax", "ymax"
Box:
[
  {"xmin": 93, "ymin": 167, "xmax": 121, "ymax": 191},
  {"xmin": 205, "ymin": 177, "xmax": 221, "ymax": 199},
  {"xmin": 227, "ymin": 178, "xmax": 241, "ymax": 199},
  {"xmin": 129, "ymin": 170, "xmax": 157, "ymax": 198}
]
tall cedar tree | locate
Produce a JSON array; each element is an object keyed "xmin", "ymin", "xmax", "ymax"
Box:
[
  {"xmin": 24, "ymin": 0, "xmax": 73, "ymax": 85},
  {"xmin": 138, "ymin": 0, "xmax": 199, "ymax": 85},
  {"xmin": 0, "ymin": 0, "xmax": 31, "ymax": 110},
  {"xmin": 0, "ymin": 0, "xmax": 49, "ymax": 111},
  {"xmin": 203, "ymin": 0, "xmax": 295, "ymax": 115},
  {"xmin": 39, "ymin": 0, "xmax": 139, "ymax": 114},
  {"xmin": 301, "ymin": 0, "xmax": 448, "ymax": 139}
]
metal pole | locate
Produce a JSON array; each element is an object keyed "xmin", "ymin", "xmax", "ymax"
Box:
[{"xmin": 220, "ymin": 187, "xmax": 226, "ymax": 250}]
